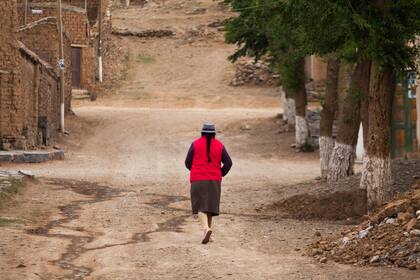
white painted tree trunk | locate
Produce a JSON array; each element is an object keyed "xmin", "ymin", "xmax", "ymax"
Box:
[
  {"xmin": 355, "ymin": 124, "xmax": 365, "ymax": 162},
  {"xmin": 287, "ymin": 98, "xmax": 296, "ymax": 126},
  {"xmin": 295, "ymin": 115, "xmax": 310, "ymax": 146},
  {"xmin": 280, "ymin": 87, "xmax": 288, "ymax": 122},
  {"xmin": 360, "ymin": 155, "xmax": 392, "ymax": 210},
  {"xmin": 319, "ymin": 136, "xmax": 335, "ymax": 179},
  {"xmin": 327, "ymin": 142, "xmax": 355, "ymax": 183},
  {"xmin": 280, "ymin": 87, "xmax": 295, "ymax": 126}
]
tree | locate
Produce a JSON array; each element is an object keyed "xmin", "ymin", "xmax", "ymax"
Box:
[
  {"xmin": 327, "ymin": 57, "xmax": 371, "ymax": 183},
  {"xmin": 297, "ymin": 1, "xmax": 419, "ymax": 199},
  {"xmin": 319, "ymin": 58, "xmax": 340, "ymax": 178},
  {"xmin": 359, "ymin": 0, "xmax": 419, "ymax": 210},
  {"xmin": 224, "ymin": 0, "xmax": 311, "ymax": 147},
  {"xmin": 225, "ymin": 0, "xmax": 420, "ymax": 209},
  {"xmin": 293, "ymin": 0, "xmax": 370, "ymax": 180}
]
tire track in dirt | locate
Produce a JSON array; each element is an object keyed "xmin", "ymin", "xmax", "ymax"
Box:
[
  {"xmin": 26, "ymin": 179, "xmax": 122, "ymax": 279},
  {"xmin": 25, "ymin": 180, "xmax": 193, "ymax": 279}
]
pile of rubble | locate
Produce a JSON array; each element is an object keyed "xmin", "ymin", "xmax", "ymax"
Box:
[
  {"xmin": 184, "ymin": 25, "xmax": 216, "ymax": 40},
  {"xmin": 307, "ymin": 182, "xmax": 420, "ymax": 270},
  {"xmin": 112, "ymin": 28, "xmax": 175, "ymax": 38},
  {"xmin": 230, "ymin": 59, "xmax": 279, "ymax": 87}
]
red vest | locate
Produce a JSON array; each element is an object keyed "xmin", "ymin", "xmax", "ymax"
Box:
[{"xmin": 190, "ymin": 136, "xmax": 224, "ymax": 182}]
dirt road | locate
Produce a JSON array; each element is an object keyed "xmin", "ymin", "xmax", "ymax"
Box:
[{"xmin": 0, "ymin": 1, "xmax": 418, "ymax": 279}]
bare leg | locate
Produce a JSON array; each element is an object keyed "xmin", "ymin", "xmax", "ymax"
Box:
[
  {"xmin": 198, "ymin": 211, "xmax": 209, "ymax": 230},
  {"xmin": 207, "ymin": 213, "xmax": 212, "ymax": 228},
  {"xmin": 198, "ymin": 212, "xmax": 212, "ymax": 244}
]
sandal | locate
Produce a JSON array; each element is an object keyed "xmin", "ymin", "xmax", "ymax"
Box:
[{"xmin": 202, "ymin": 229, "xmax": 212, "ymax": 244}]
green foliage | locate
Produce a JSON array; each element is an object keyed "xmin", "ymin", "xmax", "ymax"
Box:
[
  {"xmin": 298, "ymin": 141, "xmax": 315, "ymax": 153},
  {"xmin": 224, "ymin": 0, "xmax": 308, "ymax": 92},
  {"xmin": 225, "ymin": 0, "xmax": 420, "ymax": 79},
  {"xmin": 0, "ymin": 217, "xmax": 23, "ymax": 227},
  {"xmin": 136, "ymin": 53, "xmax": 156, "ymax": 64}
]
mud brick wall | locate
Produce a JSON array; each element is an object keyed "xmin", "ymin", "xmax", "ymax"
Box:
[
  {"xmin": 62, "ymin": 10, "xmax": 90, "ymax": 45},
  {"xmin": 80, "ymin": 46, "xmax": 98, "ymax": 92},
  {"xmin": 0, "ymin": 0, "xmax": 61, "ymax": 150},
  {"xmin": 18, "ymin": 18, "xmax": 73, "ymax": 113},
  {"xmin": 19, "ymin": 46, "xmax": 61, "ymax": 148},
  {"xmin": 0, "ymin": 73, "xmax": 24, "ymax": 145},
  {"xmin": 17, "ymin": 4, "xmax": 90, "ymax": 46},
  {"xmin": 0, "ymin": 0, "xmax": 24, "ymax": 146},
  {"xmin": 18, "ymin": 0, "xmax": 101, "ymax": 26},
  {"xmin": 20, "ymin": 54, "xmax": 40, "ymax": 148},
  {"xmin": 64, "ymin": 0, "xmax": 101, "ymax": 25},
  {"xmin": 0, "ymin": 0, "xmax": 20, "ymax": 71},
  {"xmin": 37, "ymin": 66, "xmax": 60, "ymax": 143}
]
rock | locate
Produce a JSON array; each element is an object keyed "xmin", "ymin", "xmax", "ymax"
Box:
[
  {"xmin": 314, "ymin": 231, "xmax": 321, "ymax": 237},
  {"xmin": 185, "ymin": 8, "xmax": 207, "ymax": 15},
  {"xmin": 112, "ymin": 28, "xmax": 175, "ymax": 38},
  {"xmin": 404, "ymin": 218, "xmax": 419, "ymax": 231},
  {"xmin": 369, "ymin": 255, "xmax": 380, "ymax": 263},
  {"xmin": 409, "ymin": 229, "xmax": 420, "ymax": 236},
  {"xmin": 18, "ymin": 170, "xmax": 34, "ymax": 178},
  {"xmin": 408, "ymin": 264, "xmax": 417, "ymax": 270},
  {"xmin": 413, "ymin": 244, "xmax": 420, "ymax": 253},
  {"xmin": 341, "ymin": 236, "xmax": 351, "ymax": 245},
  {"xmin": 240, "ymin": 124, "xmax": 251, "ymax": 131},
  {"xmin": 358, "ymin": 226, "xmax": 373, "ymax": 239},
  {"xmin": 230, "ymin": 58, "xmax": 279, "ymax": 87},
  {"xmin": 319, "ymin": 257, "xmax": 328, "ymax": 263},
  {"xmin": 398, "ymin": 212, "xmax": 414, "ymax": 225},
  {"xmin": 385, "ymin": 218, "xmax": 399, "ymax": 225}
]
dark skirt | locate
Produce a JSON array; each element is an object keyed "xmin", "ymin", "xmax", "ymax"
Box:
[{"xmin": 190, "ymin": 180, "xmax": 221, "ymax": 216}]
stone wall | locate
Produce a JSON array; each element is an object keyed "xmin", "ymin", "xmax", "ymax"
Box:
[{"xmin": 18, "ymin": 17, "xmax": 72, "ymax": 112}]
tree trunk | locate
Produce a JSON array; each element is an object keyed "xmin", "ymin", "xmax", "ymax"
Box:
[
  {"xmin": 319, "ymin": 58, "xmax": 340, "ymax": 178},
  {"xmin": 327, "ymin": 58, "xmax": 371, "ymax": 184},
  {"xmin": 294, "ymin": 58, "xmax": 310, "ymax": 146},
  {"xmin": 280, "ymin": 86, "xmax": 295, "ymax": 126},
  {"xmin": 360, "ymin": 63, "xmax": 396, "ymax": 211}
]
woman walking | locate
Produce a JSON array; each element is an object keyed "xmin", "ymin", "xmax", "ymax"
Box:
[{"xmin": 185, "ymin": 123, "xmax": 232, "ymax": 244}]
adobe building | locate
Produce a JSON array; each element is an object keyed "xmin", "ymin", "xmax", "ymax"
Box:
[
  {"xmin": 23, "ymin": 0, "xmax": 103, "ymax": 25},
  {"xmin": 17, "ymin": 1, "xmax": 98, "ymax": 94},
  {"xmin": 18, "ymin": 17, "xmax": 72, "ymax": 113},
  {"xmin": 305, "ymin": 55, "xmax": 327, "ymax": 83},
  {"xmin": 0, "ymin": 0, "xmax": 62, "ymax": 150}
]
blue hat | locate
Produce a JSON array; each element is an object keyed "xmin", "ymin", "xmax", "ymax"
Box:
[{"xmin": 201, "ymin": 123, "xmax": 216, "ymax": 133}]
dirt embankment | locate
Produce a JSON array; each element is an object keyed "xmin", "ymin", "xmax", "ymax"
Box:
[{"xmin": 265, "ymin": 159, "xmax": 420, "ymax": 221}]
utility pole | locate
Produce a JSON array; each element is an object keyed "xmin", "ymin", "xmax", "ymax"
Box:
[
  {"xmin": 24, "ymin": 0, "xmax": 28, "ymax": 25},
  {"xmin": 125, "ymin": 0, "xmax": 130, "ymax": 7},
  {"xmin": 98, "ymin": 0, "xmax": 103, "ymax": 82},
  {"xmin": 57, "ymin": 0, "xmax": 65, "ymax": 132}
]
